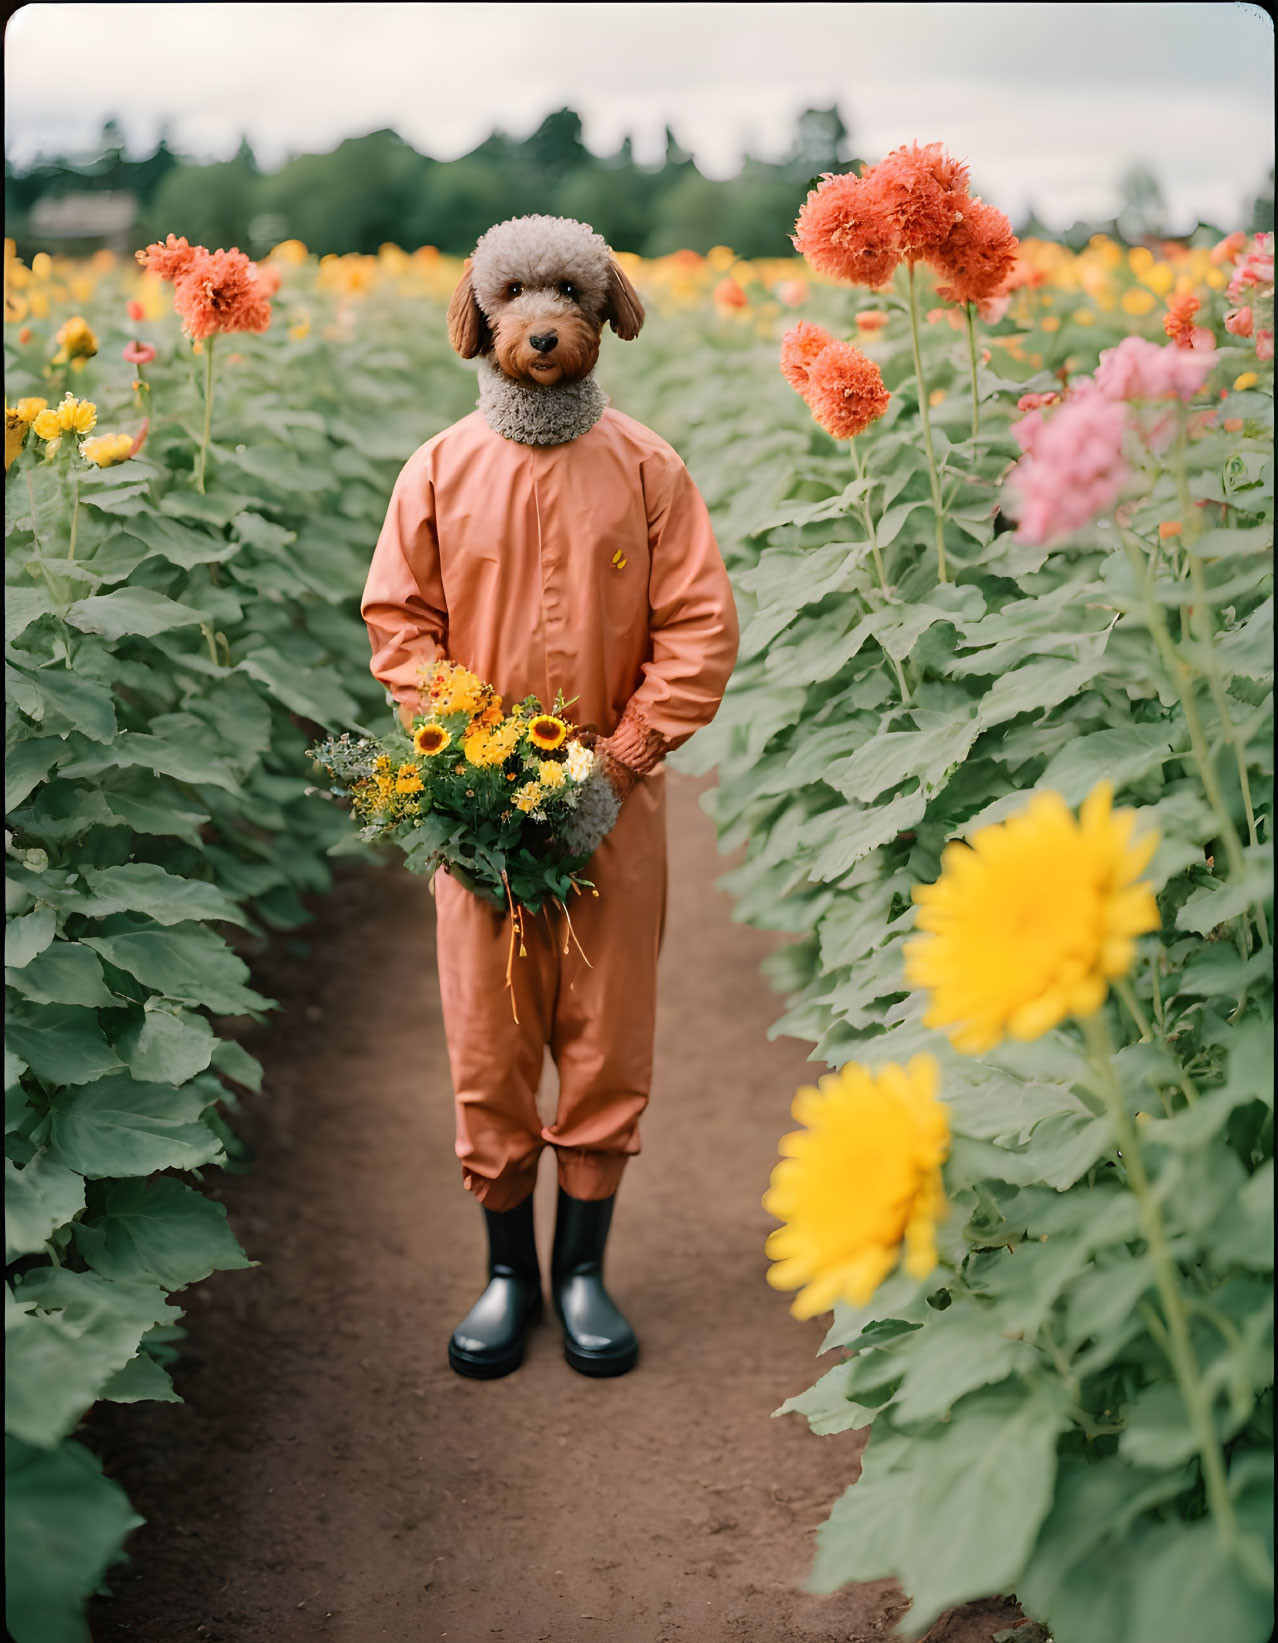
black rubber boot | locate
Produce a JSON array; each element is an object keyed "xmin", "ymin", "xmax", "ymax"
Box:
[
  {"xmin": 551, "ymin": 1188, "xmax": 638, "ymax": 1377},
  {"xmin": 448, "ymin": 1195, "xmax": 543, "ymax": 1380}
]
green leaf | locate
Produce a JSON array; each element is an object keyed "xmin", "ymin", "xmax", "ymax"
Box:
[
  {"xmin": 99, "ymin": 1349, "xmax": 182, "ymax": 1405},
  {"xmin": 5, "ymin": 1152, "xmax": 86, "ymax": 1261},
  {"xmin": 101, "ymin": 788, "xmax": 210, "ymax": 845},
  {"xmin": 1214, "ymin": 596, "xmax": 1273, "ymax": 681},
  {"xmin": 891, "ymin": 1302, "xmax": 1039, "ymax": 1425},
  {"xmin": 1037, "ymin": 724, "xmax": 1177, "ymax": 805},
  {"xmin": 5, "ymin": 904, "xmax": 57, "ymax": 969},
  {"xmin": 114, "ymin": 1006, "xmax": 217, "ymax": 1085},
  {"xmin": 79, "ymin": 863, "xmax": 248, "ymax": 928},
  {"xmin": 64, "ymin": 588, "xmax": 210, "ymax": 643},
  {"xmin": 775, "ymin": 1361, "xmax": 880, "ymax": 1435},
  {"xmin": 239, "ymin": 646, "xmax": 361, "ymax": 727},
  {"xmin": 45, "ymin": 1072, "xmax": 225, "ymax": 1178},
  {"xmin": 6, "ymin": 1268, "xmax": 178, "ymax": 1448},
  {"xmin": 809, "ymin": 1383, "xmax": 1072, "ymax": 1634},
  {"xmin": 81, "ymin": 922, "xmax": 273, "ymax": 1016},
  {"xmin": 5, "ymin": 1005, "xmax": 123, "ymax": 1087},
  {"xmin": 7, "ymin": 663, "xmax": 117, "ymax": 743},
  {"xmin": 802, "ymin": 786, "xmax": 928, "ymax": 882},
  {"xmin": 978, "ymin": 656, "xmax": 1108, "ymax": 730},
  {"xmin": 4, "ymin": 1436, "xmax": 144, "ymax": 1643},
  {"xmin": 1176, "ymin": 858, "xmax": 1272, "ymax": 935},
  {"xmin": 4, "ymin": 737, "xmax": 63, "ymax": 811},
  {"xmin": 5, "ymin": 586, "xmax": 55, "ymax": 643},
  {"xmin": 210, "ymin": 1037, "xmax": 264, "ymax": 1093},
  {"xmin": 73, "ymin": 1176, "xmax": 253, "ymax": 1290},
  {"xmin": 5, "ymin": 942, "xmax": 124, "ymax": 1008}
]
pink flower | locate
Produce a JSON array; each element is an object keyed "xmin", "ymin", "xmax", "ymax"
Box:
[
  {"xmin": 1005, "ymin": 383, "xmax": 1131, "ymax": 546},
  {"xmin": 1255, "ymin": 330, "xmax": 1274, "ymax": 361},
  {"xmin": 713, "ymin": 278, "xmax": 748, "ymax": 310},
  {"xmin": 774, "ymin": 278, "xmax": 808, "ymax": 308},
  {"xmin": 976, "ymin": 293, "xmax": 1010, "ymax": 323},
  {"xmin": 1094, "ymin": 335, "xmax": 1217, "ymax": 403},
  {"xmin": 129, "ymin": 418, "xmax": 150, "ymax": 458},
  {"xmin": 123, "ymin": 340, "xmax": 157, "ymax": 365},
  {"xmin": 1016, "ymin": 391, "xmax": 1062, "ymax": 413},
  {"xmin": 926, "ymin": 306, "xmax": 966, "ymax": 331},
  {"xmin": 1226, "ymin": 232, "xmax": 1274, "ymax": 302},
  {"xmin": 1225, "ymin": 306, "xmax": 1254, "ymax": 338},
  {"xmin": 126, "ymin": 299, "xmax": 145, "ymax": 322}
]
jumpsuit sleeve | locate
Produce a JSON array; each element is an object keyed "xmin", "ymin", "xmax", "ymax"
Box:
[
  {"xmin": 360, "ymin": 448, "xmax": 449, "ymax": 724},
  {"xmin": 603, "ymin": 450, "xmax": 740, "ymax": 777}
]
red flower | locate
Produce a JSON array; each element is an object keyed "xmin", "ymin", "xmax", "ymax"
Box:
[
  {"xmin": 1163, "ymin": 293, "xmax": 1201, "ymax": 350},
  {"xmin": 126, "ymin": 299, "xmax": 145, "ymax": 322},
  {"xmin": 929, "ymin": 198, "xmax": 1020, "ymax": 304},
  {"xmin": 779, "ymin": 321, "xmax": 834, "ymax": 394},
  {"xmin": 793, "ymin": 173, "xmax": 902, "ymax": 288},
  {"xmin": 804, "ymin": 340, "xmax": 891, "ymax": 439},
  {"xmin": 861, "ymin": 141, "xmax": 969, "ymax": 260}
]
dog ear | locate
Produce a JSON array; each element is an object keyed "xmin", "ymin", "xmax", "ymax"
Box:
[
  {"xmin": 604, "ymin": 257, "xmax": 645, "ymax": 340},
  {"xmin": 447, "ymin": 267, "xmax": 490, "ymax": 358}
]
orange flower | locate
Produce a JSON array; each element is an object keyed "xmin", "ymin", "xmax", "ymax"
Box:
[
  {"xmin": 793, "ymin": 173, "xmax": 901, "ymax": 288},
  {"xmin": 713, "ymin": 277, "xmax": 748, "ymax": 309},
  {"xmin": 863, "ymin": 141, "xmax": 969, "ymax": 259},
  {"xmin": 173, "ymin": 247, "xmax": 273, "ymax": 341},
  {"xmin": 1158, "ymin": 521, "xmax": 1183, "ymax": 539},
  {"xmin": 804, "ymin": 340, "xmax": 891, "ymax": 439},
  {"xmin": 136, "ymin": 234, "xmax": 202, "ymax": 282},
  {"xmin": 1163, "ymin": 292, "xmax": 1201, "ymax": 350},
  {"xmin": 929, "ymin": 198, "xmax": 1020, "ymax": 304},
  {"xmin": 779, "ymin": 320, "xmax": 834, "ymax": 395},
  {"xmin": 855, "ymin": 309, "xmax": 890, "ymax": 333}
]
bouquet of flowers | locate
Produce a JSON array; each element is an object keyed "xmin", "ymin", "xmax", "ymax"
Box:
[{"xmin": 309, "ymin": 661, "xmax": 622, "ymax": 922}]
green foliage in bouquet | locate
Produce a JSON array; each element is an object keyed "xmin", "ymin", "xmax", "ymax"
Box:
[{"xmin": 309, "ymin": 659, "xmax": 612, "ymax": 916}]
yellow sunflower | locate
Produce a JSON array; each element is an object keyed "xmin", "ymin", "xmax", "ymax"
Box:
[
  {"xmin": 903, "ymin": 781, "xmax": 1160, "ymax": 1055},
  {"xmin": 413, "ymin": 724, "xmax": 451, "ymax": 756},
  {"xmin": 527, "ymin": 714, "xmax": 568, "ymax": 751},
  {"xmin": 764, "ymin": 1055, "xmax": 949, "ymax": 1319}
]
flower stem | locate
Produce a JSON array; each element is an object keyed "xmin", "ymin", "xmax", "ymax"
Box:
[
  {"xmin": 851, "ymin": 440, "xmax": 911, "ymax": 704},
  {"xmin": 965, "ymin": 302, "xmax": 980, "ymax": 442},
  {"xmin": 196, "ymin": 335, "xmax": 216, "ymax": 494},
  {"xmin": 906, "ymin": 260, "xmax": 948, "ymax": 584},
  {"xmin": 1081, "ymin": 1011, "xmax": 1238, "ymax": 1552},
  {"xmin": 67, "ymin": 472, "xmax": 80, "ymax": 561},
  {"xmin": 1121, "ymin": 534, "xmax": 1251, "ymax": 896},
  {"xmin": 25, "ymin": 467, "xmax": 45, "ymax": 557}
]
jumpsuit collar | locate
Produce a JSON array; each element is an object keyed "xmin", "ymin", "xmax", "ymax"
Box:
[{"xmin": 475, "ymin": 357, "xmax": 607, "ymax": 447}]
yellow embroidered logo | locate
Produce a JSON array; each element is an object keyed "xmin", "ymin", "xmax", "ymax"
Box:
[{"xmin": 611, "ymin": 549, "xmax": 627, "ymax": 570}]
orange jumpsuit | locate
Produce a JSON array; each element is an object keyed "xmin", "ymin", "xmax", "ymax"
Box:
[{"xmin": 360, "ymin": 406, "xmax": 739, "ymax": 1210}]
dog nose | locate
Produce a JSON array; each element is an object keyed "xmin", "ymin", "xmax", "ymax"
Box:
[{"xmin": 529, "ymin": 332, "xmax": 558, "ymax": 353}]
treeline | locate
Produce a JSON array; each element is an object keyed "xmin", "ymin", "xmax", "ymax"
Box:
[{"xmin": 5, "ymin": 107, "xmax": 1274, "ymax": 260}]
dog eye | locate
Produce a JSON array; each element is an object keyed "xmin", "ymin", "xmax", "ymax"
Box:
[
  {"xmin": 560, "ymin": 281, "xmax": 575, "ymax": 297},
  {"xmin": 507, "ymin": 282, "xmax": 522, "ymax": 297}
]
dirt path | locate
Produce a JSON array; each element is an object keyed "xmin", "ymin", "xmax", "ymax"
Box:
[{"xmin": 88, "ymin": 773, "xmax": 1018, "ymax": 1643}]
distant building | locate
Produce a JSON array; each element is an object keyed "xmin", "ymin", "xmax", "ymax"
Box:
[{"xmin": 27, "ymin": 191, "xmax": 138, "ymax": 255}]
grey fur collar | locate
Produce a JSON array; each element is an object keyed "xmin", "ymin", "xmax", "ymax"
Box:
[{"xmin": 476, "ymin": 357, "xmax": 607, "ymax": 446}]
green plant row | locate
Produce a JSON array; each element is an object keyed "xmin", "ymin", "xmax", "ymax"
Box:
[
  {"xmin": 610, "ymin": 260, "xmax": 1274, "ymax": 1639},
  {"xmin": 4, "ymin": 269, "xmax": 476, "ymax": 1642}
]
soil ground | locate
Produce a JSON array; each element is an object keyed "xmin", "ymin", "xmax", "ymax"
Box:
[{"xmin": 87, "ymin": 773, "xmax": 1023, "ymax": 1643}]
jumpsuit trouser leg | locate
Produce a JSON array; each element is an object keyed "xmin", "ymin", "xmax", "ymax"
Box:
[{"xmin": 434, "ymin": 773, "xmax": 668, "ymax": 1211}]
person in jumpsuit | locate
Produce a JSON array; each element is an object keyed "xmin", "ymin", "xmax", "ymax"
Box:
[{"xmin": 360, "ymin": 214, "xmax": 739, "ymax": 1378}]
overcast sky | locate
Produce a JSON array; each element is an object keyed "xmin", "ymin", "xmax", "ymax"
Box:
[{"xmin": 4, "ymin": 1, "xmax": 1274, "ymax": 231}]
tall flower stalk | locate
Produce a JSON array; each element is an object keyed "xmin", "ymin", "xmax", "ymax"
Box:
[
  {"xmin": 196, "ymin": 336, "xmax": 216, "ymax": 494},
  {"xmin": 906, "ymin": 261, "xmax": 949, "ymax": 582}
]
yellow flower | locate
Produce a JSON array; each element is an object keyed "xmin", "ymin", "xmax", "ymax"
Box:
[
  {"xmin": 1139, "ymin": 262, "xmax": 1174, "ymax": 297},
  {"xmin": 5, "ymin": 408, "xmax": 29, "ymax": 472},
  {"xmin": 289, "ymin": 318, "xmax": 310, "ymax": 341},
  {"xmin": 51, "ymin": 315, "xmax": 98, "ymax": 364},
  {"xmin": 80, "ymin": 432, "xmax": 134, "ymax": 468},
  {"xmin": 538, "ymin": 759, "xmax": 566, "ymax": 790},
  {"xmin": 1121, "ymin": 288, "xmax": 1157, "ymax": 317},
  {"xmin": 928, "ymin": 387, "xmax": 946, "ymax": 407},
  {"xmin": 527, "ymin": 714, "xmax": 567, "ymax": 751},
  {"xmin": 763, "ymin": 1055, "xmax": 949, "ymax": 1320},
  {"xmin": 513, "ymin": 780, "xmax": 543, "ymax": 814},
  {"xmin": 395, "ymin": 764, "xmax": 424, "ymax": 794},
  {"xmin": 904, "ymin": 782, "xmax": 1160, "ymax": 1055},
  {"xmin": 15, "ymin": 397, "xmax": 46, "ymax": 423},
  {"xmin": 1234, "ymin": 372, "xmax": 1259, "ymax": 392},
  {"xmin": 423, "ymin": 660, "xmax": 484, "ymax": 718},
  {"xmin": 42, "ymin": 394, "xmax": 97, "ymax": 434},
  {"xmin": 413, "ymin": 724, "xmax": 451, "ymax": 756},
  {"xmin": 1071, "ymin": 309, "xmax": 1095, "ymax": 326},
  {"xmin": 1041, "ymin": 314, "xmax": 1061, "ymax": 332}
]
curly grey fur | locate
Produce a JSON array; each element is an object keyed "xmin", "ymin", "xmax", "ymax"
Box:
[
  {"xmin": 468, "ymin": 215, "xmax": 613, "ymax": 321},
  {"xmin": 559, "ymin": 763, "xmax": 622, "ymax": 860},
  {"xmin": 476, "ymin": 357, "xmax": 607, "ymax": 446}
]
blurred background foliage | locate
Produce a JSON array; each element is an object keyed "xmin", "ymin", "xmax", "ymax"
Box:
[{"xmin": 6, "ymin": 104, "xmax": 1275, "ymax": 262}]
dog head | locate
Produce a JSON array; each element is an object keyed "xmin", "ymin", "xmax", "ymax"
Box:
[{"xmin": 447, "ymin": 215, "xmax": 644, "ymax": 385}]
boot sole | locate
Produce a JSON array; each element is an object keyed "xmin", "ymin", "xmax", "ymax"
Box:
[{"xmin": 563, "ymin": 1340, "xmax": 639, "ymax": 1378}]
